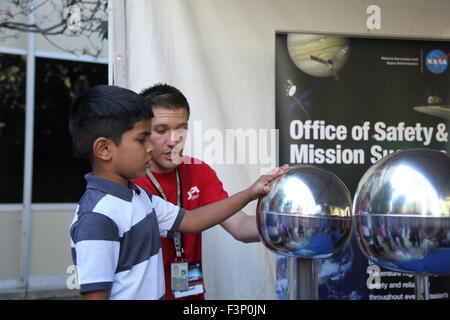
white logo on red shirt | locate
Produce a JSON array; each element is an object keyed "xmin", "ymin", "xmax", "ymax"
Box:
[{"xmin": 187, "ymin": 186, "xmax": 200, "ymax": 200}]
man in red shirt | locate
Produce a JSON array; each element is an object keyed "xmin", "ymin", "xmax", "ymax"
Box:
[{"xmin": 133, "ymin": 84, "xmax": 259, "ymax": 300}]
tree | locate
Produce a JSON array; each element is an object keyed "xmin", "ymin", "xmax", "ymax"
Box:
[{"xmin": 0, "ymin": 0, "xmax": 107, "ymax": 57}]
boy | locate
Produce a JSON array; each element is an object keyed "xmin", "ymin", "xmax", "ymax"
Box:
[{"xmin": 68, "ymin": 85, "xmax": 288, "ymax": 300}]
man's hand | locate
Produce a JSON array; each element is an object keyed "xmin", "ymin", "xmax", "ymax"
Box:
[{"xmin": 246, "ymin": 165, "xmax": 289, "ymax": 200}]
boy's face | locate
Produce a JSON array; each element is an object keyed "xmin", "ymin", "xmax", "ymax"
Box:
[
  {"xmin": 149, "ymin": 107, "xmax": 188, "ymax": 173},
  {"xmin": 111, "ymin": 119, "xmax": 153, "ymax": 181}
]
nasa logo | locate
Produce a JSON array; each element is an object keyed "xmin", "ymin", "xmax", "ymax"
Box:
[{"xmin": 425, "ymin": 49, "xmax": 448, "ymax": 74}]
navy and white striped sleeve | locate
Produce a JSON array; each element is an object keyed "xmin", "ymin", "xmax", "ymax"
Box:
[
  {"xmin": 148, "ymin": 194, "xmax": 185, "ymax": 237},
  {"xmin": 70, "ymin": 212, "xmax": 120, "ymax": 294}
]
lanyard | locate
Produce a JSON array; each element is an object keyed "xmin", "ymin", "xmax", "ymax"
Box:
[{"xmin": 146, "ymin": 168, "xmax": 185, "ymax": 261}]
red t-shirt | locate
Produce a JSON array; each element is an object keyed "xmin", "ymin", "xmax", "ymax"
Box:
[{"xmin": 132, "ymin": 156, "xmax": 228, "ymax": 300}]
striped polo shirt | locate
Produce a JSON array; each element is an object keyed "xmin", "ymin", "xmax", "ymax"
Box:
[{"xmin": 70, "ymin": 173, "xmax": 185, "ymax": 300}]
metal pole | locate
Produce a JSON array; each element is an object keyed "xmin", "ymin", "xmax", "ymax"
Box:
[
  {"xmin": 287, "ymin": 257, "xmax": 297, "ymax": 300},
  {"xmin": 108, "ymin": 0, "xmax": 114, "ymax": 85},
  {"xmin": 288, "ymin": 257, "xmax": 319, "ymax": 300},
  {"xmin": 414, "ymin": 275, "xmax": 430, "ymax": 300},
  {"xmin": 20, "ymin": 0, "xmax": 36, "ymax": 299},
  {"xmin": 112, "ymin": 0, "xmax": 127, "ymax": 87}
]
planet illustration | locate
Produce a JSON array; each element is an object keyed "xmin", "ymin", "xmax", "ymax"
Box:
[
  {"xmin": 287, "ymin": 34, "xmax": 351, "ymax": 80},
  {"xmin": 276, "ymin": 245, "xmax": 367, "ymax": 300}
]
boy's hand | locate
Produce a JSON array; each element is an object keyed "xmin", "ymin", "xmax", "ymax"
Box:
[
  {"xmin": 178, "ymin": 164, "xmax": 290, "ymax": 234},
  {"xmin": 247, "ymin": 165, "xmax": 290, "ymax": 200}
]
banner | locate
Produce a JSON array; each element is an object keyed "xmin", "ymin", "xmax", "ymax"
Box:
[{"xmin": 275, "ymin": 33, "xmax": 450, "ymax": 300}]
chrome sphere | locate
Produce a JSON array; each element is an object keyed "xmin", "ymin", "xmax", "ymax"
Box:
[
  {"xmin": 353, "ymin": 149, "xmax": 450, "ymax": 275},
  {"xmin": 256, "ymin": 165, "xmax": 353, "ymax": 259}
]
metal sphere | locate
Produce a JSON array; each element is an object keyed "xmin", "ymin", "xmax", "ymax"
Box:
[
  {"xmin": 353, "ymin": 149, "xmax": 450, "ymax": 275},
  {"xmin": 256, "ymin": 165, "xmax": 353, "ymax": 259}
]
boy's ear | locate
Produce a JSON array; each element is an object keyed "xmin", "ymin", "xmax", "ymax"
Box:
[{"xmin": 92, "ymin": 137, "xmax": 114, "ymax": 161}]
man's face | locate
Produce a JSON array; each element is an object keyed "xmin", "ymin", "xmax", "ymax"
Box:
[
  {"xmin": 112, "ymin": 119, "xmax": 153, "ymax": 180},
  {"xmin": 149, "ymin": 107, "xmax": 188, "ymax": 173}
]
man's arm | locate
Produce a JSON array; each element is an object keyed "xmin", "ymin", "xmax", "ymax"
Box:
[
  {"xmin": 220, "ymin": 211, "xmax": 259, "ymax": 243},
  {"xmin": 81, "ymin": 290, "xmax": 109, "ymax": 300}
]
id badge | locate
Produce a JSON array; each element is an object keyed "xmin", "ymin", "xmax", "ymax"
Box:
[
  {"xmin": 173, "ymin": 261, "xmax": 205, "ymax": 299},
  {"xmin": 171, "ymin": 262, "xmax": 189, "ymax": 291}
]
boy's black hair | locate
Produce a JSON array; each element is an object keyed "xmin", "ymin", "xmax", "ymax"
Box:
[
  {"xmin": 139, "ymin": 83, "xmax": 190, "ymax": 118},
  {"xmin": 69, "ymin": 85, "xmax": 153, "ymax": 159}
]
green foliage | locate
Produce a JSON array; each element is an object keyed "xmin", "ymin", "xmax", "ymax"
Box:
[{"xmin": 98, "ymin": 20, "xmax": 108, "ymax": 41}]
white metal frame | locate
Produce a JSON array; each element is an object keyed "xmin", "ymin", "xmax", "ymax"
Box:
[
  {"xmin": 0, "ymin": 47, "xmax": 108, "ymax": 64},
  {"xmin": 0, "ymin": 203, "xmax": 78, "ymax": 212},
  {"xmin": 20, "ymin": 3, "xmax": 36, "ymax": 292},
  {"xmin": 111, "ymin": 0, "xmax": 126, "ymax": 87}
]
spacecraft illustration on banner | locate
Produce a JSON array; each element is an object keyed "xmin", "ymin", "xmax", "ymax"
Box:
[
  {"xmin": 286, "ymin": 34, "xmax": 351, "ymax": 80},
  {"xmin": 414, "ymin": 95, "xmax": 450, "ymax": 120},
  {"xmin": 285, "ymin": 79, "xmax": 312, "ymax": 118}
]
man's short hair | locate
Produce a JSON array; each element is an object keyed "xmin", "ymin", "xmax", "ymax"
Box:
[
  {"xmin": 139, "ymin": 83, "xmax": 190, "ymax": 118},
  {"xmin": 69, "ymin": 85, "xmax": 153, "ymax": 158}
]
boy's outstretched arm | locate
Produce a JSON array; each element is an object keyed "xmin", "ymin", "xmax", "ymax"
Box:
[
  {"xmin": 81, "ymin": 290, "xmax": 109, "ymax": 300},
  {"xmin": 177, "ymin": 165, "xmax": 289, "ymax": 233}
]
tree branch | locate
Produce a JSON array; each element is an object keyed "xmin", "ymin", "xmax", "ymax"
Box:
[{"xmin": 0, "ymin": 0, "xmax": 107, "ymax": 57}]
